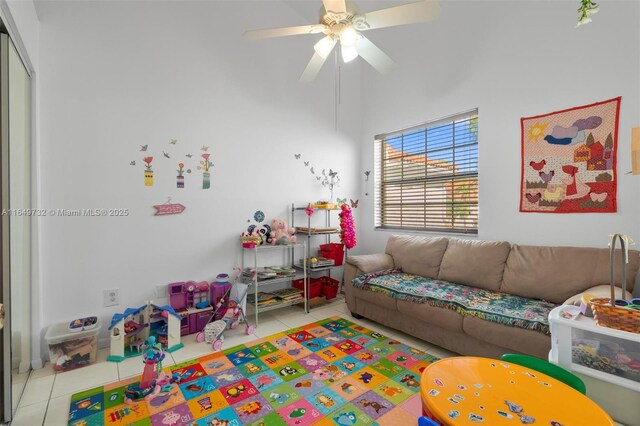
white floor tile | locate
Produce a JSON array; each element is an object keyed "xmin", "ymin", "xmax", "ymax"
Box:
[
  {"xmin": 19, "ymin": 374, "xmax": 55, "ymax": 407},
  {"xmin": 222, "ymin": 331, "xmax": 262, "ymax": 349},
  {"xmin": 44, "ymin": 393, "xmax": 72, "ymax": 426},
  {"xmin": 170, "ymin": 341, "xmax": 221, "ymax": 364},
  {"xmin": 308, "ymin": 307, "xmax": 343, "ymax": 321},
  {"xmin": 274, "ymin": 311, "xmax": 316, "ymax": 329},
  {"xmin": 30, "ymin": 362, "xmax": 55, "ymax": 379},
  {"xmin": 391, "ymin": 332, "xmax": 435, "ymax": 351},
  {"xmin": 51, "ymin": 361, "xmax": 118, "ymax": 398},
  {"xmin": 11, "ymin": 400, "xmax": 48, "ymax": 426},
  {"xmin": 12, "ymin": 371, "xmax": 29, "ymax": 411},
  {"xmin": 253, "ymin": 318, "xmax": 290, "ymax": 338}
]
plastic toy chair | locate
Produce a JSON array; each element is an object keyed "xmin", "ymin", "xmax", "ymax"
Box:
[
  {"xmin": 500, "ymin": 353, "xmax": 586, "ymax": 394},
  {"xmin": 418, "ymin": 416, "xmax": 440, "ymax": 426}
]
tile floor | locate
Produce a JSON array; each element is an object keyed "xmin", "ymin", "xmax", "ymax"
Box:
[{"xmin": 10, "ymin": 299, "xmax": 458, "ymax": 425}]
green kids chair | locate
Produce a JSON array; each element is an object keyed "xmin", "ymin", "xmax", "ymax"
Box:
[{"xmin": 500, "ymin": 353, "xmax": 586, "ymax": 394}]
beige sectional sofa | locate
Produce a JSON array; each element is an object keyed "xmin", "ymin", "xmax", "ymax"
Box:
[{"xmin": 344, "ymin": 235, "xmax": 640, "ymax": 359}]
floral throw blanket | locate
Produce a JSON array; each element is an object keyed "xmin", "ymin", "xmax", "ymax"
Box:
[{"xmin": 352, "ymin": 270, "xmax": 556, "ymax": 334}]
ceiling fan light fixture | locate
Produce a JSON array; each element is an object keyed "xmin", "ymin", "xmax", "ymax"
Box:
[
  {"xmin": 314, "ymin": 35, "xmax": 337, "ymax": 59},
  {"xmin": 339, "ymin": 26, "xmax": 358, "ymax": 46},
  {"xmin": 341, "ymin": 44, "xmax": 358, "ymax": 63}
]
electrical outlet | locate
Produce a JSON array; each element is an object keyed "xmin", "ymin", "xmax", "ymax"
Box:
[{"xmin": 103, "ymin": 288, "xmax": 120, "ymax": 307}]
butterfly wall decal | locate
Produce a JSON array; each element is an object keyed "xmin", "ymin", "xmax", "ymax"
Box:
[
  {"xmin": 337, "ymin": 198, "xmax": 347, "ymax": 205},
  {"xmin": 186, "ymin": 153, "xmax": 193, "ymax": 158},
  {"xmin": 140, "ymin": 145, "xmax": 148, "ymax": 151},
  {"xmin": 350, "ymin": 199, "xmax": 359, "ymax": 208},
  {"xmin": 316, "ymin": 176, "xmax": 321, "ymax": 180},
  {"xmin": 130, "ymin": 161, "xmax": 136, "ymax": 166},
  {"xmin": 169, "ymin": 139, "xmax": 178, "ymax": 145},
  {"xmin": 163, "ymin": 151, "xmax": 170, "ymax": 159},
  {"xmin": 201, "ymin": 146, "xmax": 209, "ymax": 152},
  {"xmin": 304, "ymin": 161, "xmax": 309, "ymax": 167},
  {"xmin": 294, "ymin": 154, "xmax": 301, "ymax": 159}
]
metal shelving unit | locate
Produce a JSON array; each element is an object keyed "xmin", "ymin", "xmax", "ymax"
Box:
[
  {"xmin": 241, "ymin": 242, "xmax": 307, "ymax": 326},
  {"xmin": 291, "ymin": 203, "xmax": 346, "ymax": 309}
]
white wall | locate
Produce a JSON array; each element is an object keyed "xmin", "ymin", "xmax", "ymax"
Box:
[
  {"xmin": 358, "ymin": 1, "xmax": 640, "ymax": 254},
  {"xmin": 37, "ymin": 1, "xmax": 362, "ymax": 349}
]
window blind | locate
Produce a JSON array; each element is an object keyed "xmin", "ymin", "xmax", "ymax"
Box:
[{"xmin": 374, "ymin": 110, "xmax": 478, "ymax": 234}]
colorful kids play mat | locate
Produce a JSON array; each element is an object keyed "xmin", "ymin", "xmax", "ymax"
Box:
[{"xmin": 68, "ymin": 316, "xmax": 439, "ymax": 426}]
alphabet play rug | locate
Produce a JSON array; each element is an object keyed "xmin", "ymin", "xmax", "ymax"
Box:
[{"xmin": 68, "ymin": 316, "xmax": 439, "ymax": 425}]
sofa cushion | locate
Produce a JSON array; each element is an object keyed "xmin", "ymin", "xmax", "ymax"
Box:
[
  {"xmin": 352, "ymin": 271, "xmax": 556, "ymax": 334},
  {"xmin": 385, "ymin": 235, "xmax": 448, "ymax": 278},
  {"xmin": 501, "ymin": 245, "xmax": 640, "ymax": 304},
  {"xmin": 438, "ymin": 238, "xmax": 511, "ymax": 291}
]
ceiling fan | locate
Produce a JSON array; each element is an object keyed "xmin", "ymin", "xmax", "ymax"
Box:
[{"xmin": 243, "ymin": 0, "xmax": 440, "ymax": 82}]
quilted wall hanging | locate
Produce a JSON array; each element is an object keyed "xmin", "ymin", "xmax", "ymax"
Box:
[{"xmin": 520, "ymin": 97, "xmax": 621, "ymax": 213}]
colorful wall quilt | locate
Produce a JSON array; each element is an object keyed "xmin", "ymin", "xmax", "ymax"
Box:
[
  {"xmin": 520, "ymin": 97, "xmax": 621, "ymax": 213},
  {"xmin": 68, "ymin": 316, "xmax": 439, "ymax": 426}
]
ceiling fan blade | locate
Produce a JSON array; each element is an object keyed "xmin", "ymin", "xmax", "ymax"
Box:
[
  {"xmin": 355, "ymin": 36, "xmax": 396, "ymax": 74},
  {"xmin": 322, "ymin": 0, "xmax": 347, "ymax": 14},
  {"xmin": 300, "ymin": 52, "xmax": 330, "ymax": 82},
  {"xmin": 243, "ymin": 24, "xmax": 326, "ymax": 40},
  {"xmin": 361, "ymin": 1, "xmax": 441, "ymax": 31}
]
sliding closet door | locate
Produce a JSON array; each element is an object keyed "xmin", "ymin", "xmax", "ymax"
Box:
[{"xmin": 0, "ymin": 32, "xmax": 32, "ymax": 422}]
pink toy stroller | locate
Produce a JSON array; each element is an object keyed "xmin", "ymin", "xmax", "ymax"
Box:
[{"xmin": 196, "ymin": 268, "xmax": 254, "ymax": 350}]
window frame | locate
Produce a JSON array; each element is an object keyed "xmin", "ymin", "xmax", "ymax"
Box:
[{"xmin": 374, "ymin": 109, "xmax": 479, "ymax": 235}]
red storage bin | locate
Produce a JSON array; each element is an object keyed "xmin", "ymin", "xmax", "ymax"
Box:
[
  {"xmin": 319, "ymin": 276, "xmax": 340, "ymax": 300},
  {"xmin": 319, "ymin": 243, "xmax": 344, "ymax": 266},
  {"xmin": 320, "ymin": 243, "xmax": 344, "ymax": 252},
  {"xmin": 293, "ymin": 278, "xmax": 322, "ymax": 299},
  {"xmin": 319, "ymin": 249, "xmax": 344, "ymax": 266}
]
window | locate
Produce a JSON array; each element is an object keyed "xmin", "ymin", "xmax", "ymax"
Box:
[{"xmin": 374, "ymin": 110, "xmax": 478, "ymax": 234}]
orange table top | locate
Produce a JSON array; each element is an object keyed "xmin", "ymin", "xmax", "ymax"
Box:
[{"xmin": 420, "ymin": 356, "xmax": 615, "ymax": 426}]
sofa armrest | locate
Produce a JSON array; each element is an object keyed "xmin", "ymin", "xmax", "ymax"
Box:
[
  {"xmin": 563, "ymin": 284, "xmax": 632, "ymax": 305},
  {"xmin": 344, "ymin": 254, "xmax": 394, "ymax": 313},
  {"xmin": 346, "ymin": 253, "xmax": 395, "ymax": 274}
]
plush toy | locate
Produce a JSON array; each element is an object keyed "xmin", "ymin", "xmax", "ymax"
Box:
[{"xmin": 270, "ymin": 219, "xmax": 297, "ymax": 245}]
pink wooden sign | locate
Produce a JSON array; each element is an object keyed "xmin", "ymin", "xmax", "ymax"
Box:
[{"xmin": 154, "ymin": 203, "xmax": 186, "ymax": 216}]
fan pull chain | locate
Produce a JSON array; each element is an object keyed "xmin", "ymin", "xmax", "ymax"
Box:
[{"xmin": 334, "ymin": 50, "xmax": 339, "ymax": 132}]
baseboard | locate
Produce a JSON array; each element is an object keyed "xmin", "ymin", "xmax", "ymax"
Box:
[{"xmin": 30, "ymin": 357, "xmax": 43, "ymax": 369}]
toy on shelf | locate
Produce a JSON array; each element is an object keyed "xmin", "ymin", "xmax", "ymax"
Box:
[
  {"xmin": 107, "ymin": 302, "xmax": 183, "ymax": 363},
  {"xmin": 124, "ymin": 336, "xmax": 181, "ymax": 404},
  {"xmin": 270, "ymin": 218, "xmax": 297, "ymax": 245},
  {"xmin": 241, "ymin": 231, "xmax": 263, "ymax": 248},
  {"xmin": 196, "ymin": 268, "xmax": 254, "ymax": 350}
]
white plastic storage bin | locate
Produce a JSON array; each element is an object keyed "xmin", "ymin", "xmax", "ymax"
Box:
[
  {"xmin": 549, "ymin": 305, "xmax": 640, "ymax": 426},
  {"xmin": 45, "ymin": 319, "xmax": 101, "ymax": 372}
]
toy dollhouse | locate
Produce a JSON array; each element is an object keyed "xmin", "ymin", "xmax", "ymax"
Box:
[
  {"xmin": 107, "ymin": 302, "xmax": 183, "ymax": 363},
  {"xmin": 167, "ymin": 279, "xmax": 231, "ymax": 336}
]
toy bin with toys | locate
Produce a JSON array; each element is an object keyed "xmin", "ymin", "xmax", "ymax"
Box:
[
  {"xmin": 45, "ymin": 319, "xmax": 101, "ymax": 372},
  {"xmin": 319, "ymin": 243, "xmax": 345, "ymax": 266}
]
